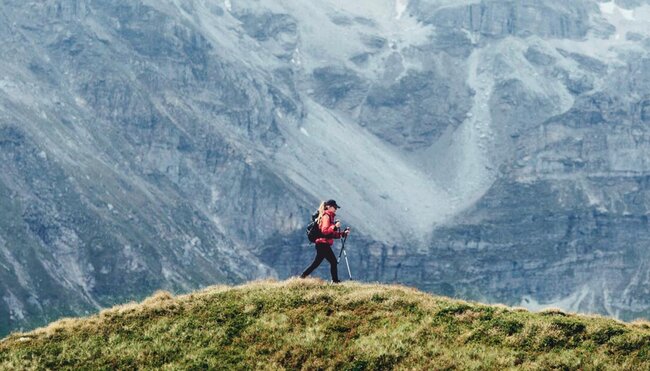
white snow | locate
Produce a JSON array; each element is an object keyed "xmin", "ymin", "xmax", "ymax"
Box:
[
  {"xmin": 74, "ymin": 96, "xmax": 87, "ymax": 107},
  {"xmin": 580, "ymin": 179, "xmax": 604, "ymax": 208},
  {"xmin": 531, "ymin": 1, "xmax": 650, "ymax": 81},
  {"xmin": 599, "ymin": 1, "xmax": 635, "ymax": 21},
  {"xmin": 224, "ymin": 0, "xmax": 231, "ymax": 12},
  {"xmin": 395, "ymin": 0, "xmax": 408, "ymax": 20},
  {"xmin": 290, "ymin": 48, "xmax": 302, "ymax": 66},
  {"xmin": 244, "ymin": 0, "xmax": 431, "ymax": 76},
  {"xmin": 586, "ymin": 1, "xmax": 650, "ymax": 58}
]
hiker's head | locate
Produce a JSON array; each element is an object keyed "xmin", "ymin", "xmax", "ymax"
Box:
[
  {"xmin": 324, "ymin": 199, "xmax": 340, "ymax": 211},
  {"xmin": 317, "ymin": 199, "xmax": 339, "ymax": 222}
]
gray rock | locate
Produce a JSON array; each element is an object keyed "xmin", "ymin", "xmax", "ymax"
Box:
[
  {"xmin": 417, "ymin": 0, "xmax": 591, "ymax": 40},
  {"xmin": 309, "ymin": 66, "xmax": 369, "ymax": 111},
  {"xmin": 525, "ymin": 46, "xmax": 557, "ymax": 66},
  {"xmin": 557, "ymin": 49, "xmax": 608, "ymax": 74},
  {"xmin": 431, "ymin": 29, "xmax": 475, "ymax": 58},
  {"xmin": 361, "ymin": 35, "xmax": 387, "ymax": 50},
  {"xmin": 626, "ymin": 32, "xmax": 645, "ymax": 42},
  {"xmin": 361, "ymin": 68, "xmax": 473, "ymax": 150}
]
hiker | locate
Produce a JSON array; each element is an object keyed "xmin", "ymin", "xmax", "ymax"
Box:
[{"xmin": 301, "ymin": 199, "xmax": 350, "ymax": 283}]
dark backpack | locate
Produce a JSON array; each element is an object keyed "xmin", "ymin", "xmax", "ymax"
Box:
[{"xmin": 306, "ymin": 211, "xmax": 322, "ymax": 243}]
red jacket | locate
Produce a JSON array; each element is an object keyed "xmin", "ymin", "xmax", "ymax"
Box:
[{"xmin": 315, "ymin": 210, "xmax": 343, "ymax": 246}]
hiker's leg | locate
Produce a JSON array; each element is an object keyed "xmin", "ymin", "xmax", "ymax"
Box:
[
  {"xmin": 301, "ymin": 245, "xmax": 326, "ymax": 278},
  {"xmin": 323, "ymin": 246, "xmax": 339, "ymax": 282}
]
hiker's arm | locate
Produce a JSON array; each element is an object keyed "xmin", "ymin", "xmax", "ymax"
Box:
[{"xmin": 320, "ymin": 215, "xmax": 342, "ymax": 238}]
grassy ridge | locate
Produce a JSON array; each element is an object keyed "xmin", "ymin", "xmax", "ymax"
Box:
[{"xmin": 1, "ymin": 279, "xmax": 649, "ymax": 370}]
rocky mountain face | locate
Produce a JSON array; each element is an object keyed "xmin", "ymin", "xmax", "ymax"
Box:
[{"xmin": 1, "ymin": 0, "xmax": 650, "ymax": 335}]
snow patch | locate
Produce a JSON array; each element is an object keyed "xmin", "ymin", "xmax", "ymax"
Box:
[
  {"xmin": 395, "ymin": 0, "xmax": 408, "ymax": 20},
  {"xmin": 224, "ymin": 0, "xmax": 231, "ymax": 12},
  {"xmin": 590, "ymin": 1, "xmax": 650, "ymax": 55},
  {"xmin": 263, "ymin": 0, "xmax": 432, "ymax": 76},
  {"xmin": 74, "ymin": 96, "xmax": 87, "ymax": 107},
  {"xmin": 291, "ymin": 48, "xmax": 302, "ymax": 66},
  {"xmin": 599, "ymin": 1, "xmax": 635, "ymax": 21},
  {"xmin": 546, "ymin": 2, "xmax": 649, "ymax": 69},
  {"xmin": 300, "ymin": 127, "xmax": 310, "ymax": 137},
  {"xmin": 581, "ymin": 181, "xmax": 603, "ymax": 208}
]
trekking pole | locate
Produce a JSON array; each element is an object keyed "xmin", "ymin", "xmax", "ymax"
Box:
[{"xmin": 337, "ymin": 230, "xmax": 352, "ymax": 279}]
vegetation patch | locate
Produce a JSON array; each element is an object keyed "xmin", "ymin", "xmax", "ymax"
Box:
[{"xmin": 1, "ymin": 279, "xmax": 649, "ymax": 370}]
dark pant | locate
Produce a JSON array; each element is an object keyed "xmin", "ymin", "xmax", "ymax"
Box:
[{"xmin": 301, "ymin": 243, "xmax": 339, "ymax": 282}]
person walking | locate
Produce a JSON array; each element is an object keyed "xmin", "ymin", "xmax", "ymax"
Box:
[{"xmin": 300, "ymin": 199, "xmax": 350, "ymax": 283}]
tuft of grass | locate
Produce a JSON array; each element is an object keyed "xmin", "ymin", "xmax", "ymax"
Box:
[{"xmin": 1, "ymin": 278, "xmax": 649, "ymax": 370}]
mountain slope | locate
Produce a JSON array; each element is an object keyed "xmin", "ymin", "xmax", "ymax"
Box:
[{"xmin": 1, "ymin": 280, "xmax": 649, "ymax": 370}]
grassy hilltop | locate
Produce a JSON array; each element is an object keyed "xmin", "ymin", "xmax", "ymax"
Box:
[{"xmin": 1, "ymin": 279, "xmax": 649, "ymax": 370}]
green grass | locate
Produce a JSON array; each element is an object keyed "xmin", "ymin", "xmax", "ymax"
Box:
[{"xmin": 1, "ymin": 279, "xmax": 649, "ymax": 370}]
